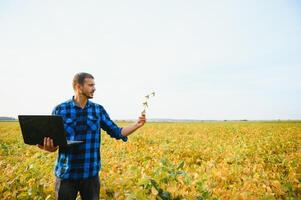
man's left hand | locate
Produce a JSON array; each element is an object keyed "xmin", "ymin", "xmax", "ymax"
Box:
[{"xmin": 136, "ymin": 113, "xmax": 146, "ymax": 128}]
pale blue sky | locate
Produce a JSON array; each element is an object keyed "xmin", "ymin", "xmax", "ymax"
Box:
[{"xmin": 0, "ymin": 0, "xmax": 300, "ymax": 120}]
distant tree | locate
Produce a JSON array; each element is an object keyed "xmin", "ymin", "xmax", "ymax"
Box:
[{"xmin": 0, "ymin": 117, "xmax": 16, "ymax": 121}]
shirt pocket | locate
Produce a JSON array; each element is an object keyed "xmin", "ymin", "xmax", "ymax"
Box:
[
  {"xmin": 87, "ymin": 115, "xmax": 100, "ymax": 132},
  {"xmin": 64, "ymin": 118, "xmax": 76, "ymax": 139}
]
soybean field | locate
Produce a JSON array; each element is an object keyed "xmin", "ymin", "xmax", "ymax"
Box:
[{"xmin": 0, "ymin": 121, "xmax": 300, "ymax": 199}]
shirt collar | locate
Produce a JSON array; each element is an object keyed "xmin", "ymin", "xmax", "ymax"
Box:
[{"xmin": 71, "ymin": 96, "xmax": 92, "ymax": 109}]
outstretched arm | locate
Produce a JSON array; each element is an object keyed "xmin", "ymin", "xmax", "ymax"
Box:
[{"xmin": 121, "ymin": 113, "xmax": 146, "ymax": 137}]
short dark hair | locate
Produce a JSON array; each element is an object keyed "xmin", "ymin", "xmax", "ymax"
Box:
[{"xmin": 72, "ymin": 72, "xmax": 94, "ymax": 89}]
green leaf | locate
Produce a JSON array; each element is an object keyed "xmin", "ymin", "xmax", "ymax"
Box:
[{"xmin": 177, "ymin": 161, "xmax": 185, "ymax": 170}]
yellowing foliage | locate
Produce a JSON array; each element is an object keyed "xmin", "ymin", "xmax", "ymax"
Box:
[{"xmin": 0, "ymin": 121, "xmax": 300, "ymax": 199}]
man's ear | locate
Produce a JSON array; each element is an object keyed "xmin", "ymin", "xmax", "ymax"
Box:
[{"xmin": 75, "ymin": 83, "xmax": 82, "ymax": 92}]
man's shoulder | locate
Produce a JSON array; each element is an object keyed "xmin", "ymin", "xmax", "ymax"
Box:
[{"xmin": 52, "ymin": 99, "xmax": 73, "ymax": 112}]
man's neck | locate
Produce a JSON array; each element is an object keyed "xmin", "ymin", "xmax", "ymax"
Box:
[{"xmin": 73, "ymin": 94, "xmax": 88, "ymax": 109}]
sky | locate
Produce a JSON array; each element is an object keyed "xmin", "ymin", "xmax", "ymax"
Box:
[{"xmin": 0, "ymin": 0, "xmax": 300, "ymax": 120}]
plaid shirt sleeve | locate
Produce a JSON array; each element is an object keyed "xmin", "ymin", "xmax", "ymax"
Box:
[{"xmin": 99, "ymin": 106, "xmax": 128, "ymax": 142}]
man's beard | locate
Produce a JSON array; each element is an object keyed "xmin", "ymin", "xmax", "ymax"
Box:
[{"xmin": 82, "ymin": 91, "xmax": 94, "ymax": 99}]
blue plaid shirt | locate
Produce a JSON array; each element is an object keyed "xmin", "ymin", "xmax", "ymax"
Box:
[{"xmin": 52, "ymin": 97, "xmax": 128, "ymax": 180}]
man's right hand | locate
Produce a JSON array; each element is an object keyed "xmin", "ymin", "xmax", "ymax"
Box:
[{"xmin": 37, "ymin": 137, "xmax": 58, "ymax": 152}]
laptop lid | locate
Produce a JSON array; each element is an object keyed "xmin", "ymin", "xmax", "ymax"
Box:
[{"xmin": 18, "ymin": 115, "xmax": 68, "ymax": 146}]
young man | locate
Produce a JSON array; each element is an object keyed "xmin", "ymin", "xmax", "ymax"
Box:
[{"xmin": 38, "ymin": 72, "xmax": 146, "ymax": 200}]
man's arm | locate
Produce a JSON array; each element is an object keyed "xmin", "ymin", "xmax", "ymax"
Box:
[
  {"xmin": 100, "ymin": 106, "xmax": 146, "ymax": 140},
  {"xmin": 121, "ymin": 113, "xmax": 146, "ymax": 137}
]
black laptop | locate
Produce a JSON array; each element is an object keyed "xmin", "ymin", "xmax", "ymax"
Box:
[{"xmin": 18, "ymin": 115, "xmax": 84, "ymax": 147}]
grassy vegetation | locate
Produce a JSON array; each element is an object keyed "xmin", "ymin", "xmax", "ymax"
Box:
[{"xmin": 0, "ymin": 121, "xmax": 300, "ymax": 199}]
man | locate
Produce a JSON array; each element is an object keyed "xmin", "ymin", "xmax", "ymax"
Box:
[{"xmin": 38, "ymin": 72, "xmax": 146, "ymax": 200}]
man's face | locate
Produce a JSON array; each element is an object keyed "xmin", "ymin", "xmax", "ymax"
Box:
[{"xmin": 79, "ymin": 78, "xmax": 96, "ymax": 99}]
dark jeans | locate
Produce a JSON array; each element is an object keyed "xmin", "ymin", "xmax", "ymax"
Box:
[{"xmin": 55, "ymin": 175, "xmax": 100, "ymax": 200}]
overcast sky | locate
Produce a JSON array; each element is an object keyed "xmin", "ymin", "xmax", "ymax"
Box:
[{"xmin": 0, "ymin": 0, "xmax": 300, "ymax": 120}]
